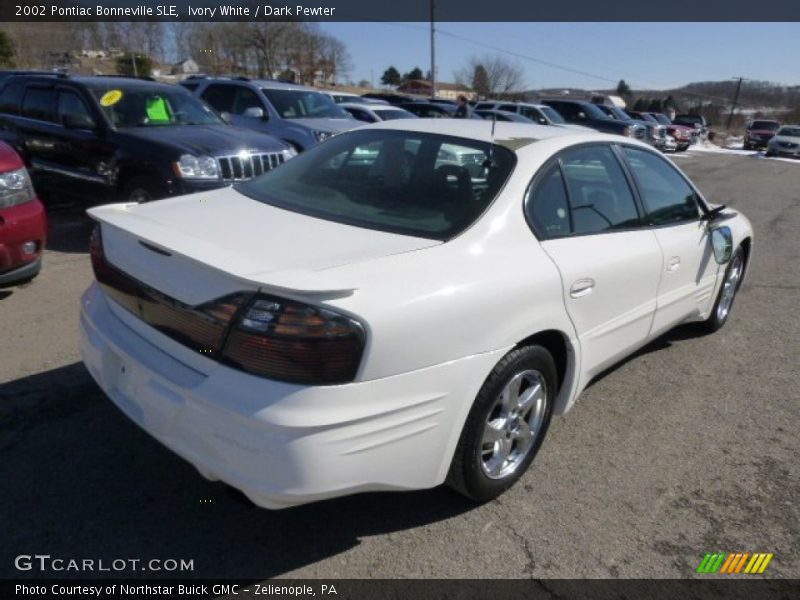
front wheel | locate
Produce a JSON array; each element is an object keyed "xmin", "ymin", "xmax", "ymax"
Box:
[
  {"xmin": 122, "ymin": 176, "xmax": 167, "ymax": 203},
  {"xmin": 702, "ymin": 247, "xmax": 744, "ymax": 333},
  {"xmin": 447, "ymin": 345, "xmax": 556, "ymax": 503}
]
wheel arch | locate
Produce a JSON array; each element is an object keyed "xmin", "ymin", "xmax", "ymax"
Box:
[{"xmin": 514, "ymin": 328, "xmax": 580, "ymax": 416}]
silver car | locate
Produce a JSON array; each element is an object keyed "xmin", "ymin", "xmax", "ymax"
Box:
[{"xmin": 766, "ymin": 125, "xmax": 800, "ymax": 158}]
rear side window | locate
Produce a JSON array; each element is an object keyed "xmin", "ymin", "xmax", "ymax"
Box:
[
  {"xmin": 561, "ymin": 145, "xmax": 640, "ymax": 235},
  {"xmin": 0, "ymin": 81, "xmax": 24, "ymax": 114},
  {"xmin": 526, "ymin": 163, "xmax": 570, "ymax": 238},
  {"xmin": 201, "ymin": 84, "xmax": 237, "ymax": 113},
  {"xmin": 621, "ymin": 146, "xmax": 699, "ymax": 225},
  {"xmin": 22, "ymin": 88, "xmax": 57, "ymax": 122},
  {"xmin": 526, "ymin": 145, "xmax": 641, "ymax": 239}
]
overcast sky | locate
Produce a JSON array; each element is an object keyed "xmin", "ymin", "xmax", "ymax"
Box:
[{"xmin": 322, "ymin": 22, "xmax": 800, "ymax": 91}]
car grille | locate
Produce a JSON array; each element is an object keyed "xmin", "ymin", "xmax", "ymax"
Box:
[
  {"xmin": 656, "ymin": 127, "xmax": 666, "ymax": 139},
  {"xmin": 633, "ymin": 127, "xmax": 646, "ymax": 139},
  {"xmin": 779, "ymin": 142, "xmax": 798, "ymax": 149},
  {"xmin": 216, "ymin": 152, "xmax": 285, "ymax": 182}
]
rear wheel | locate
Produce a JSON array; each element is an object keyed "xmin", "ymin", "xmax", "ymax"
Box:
[
  {"xmin": 122, "ymin": 176, "xmax": 167, "ymax": 203},
  {"xmin": 447, "ymin": 345, "xmax": 556, "ymax": 502},
  {"xmin": 702, "ymin": 247, "xmax": 744, "ymax": 333}
]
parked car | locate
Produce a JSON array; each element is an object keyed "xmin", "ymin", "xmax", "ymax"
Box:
[
  {"xmin": 0, "ymin": 141, "xmax": 46, "ymax": 286},
  {"xmin": 322, "ymin": 91, "xmax": 388, "ymax": 105},
  {"xmin": 743, "ymin": 119, "xmax": 781, "ymax": 150},
  {"xmin": 340, "ymin": 103, "xmax": 417, "ymax": 123},
  {"xmin": 0, "ymin": 75, "xmax": 294, "ymax": 204},
  {"xmin": 399, "ymin": 101, "xmax": 457, "ymax": 118},
  {"xmin": 80, "ymin": 120, "xmax": 753, "ymax": 509},
  {"xmin": 475, "ymin": 109, "xmax": 535, "ymax": 123},
  {"xmin": 593, "ymin": 104, "xmax": 667, "ymax": 150},
  {"xmin": 182, "ymin": 76, "xmax": 358, "ymax": 152},
  {"xmin": 646, "ymin": 112, "xmax": 694, "ymax": 151},
  {"xmin": 541, "ymin": 99, "xmax": 645, "ymax": 139},
  {"xmin": 673, "ymin": 114, "xmax": 709, "ymax": 140},
  {"xmin": 765, "ymin": 125, "xmax": 800, "ymax": 158},
  {"xmin": 361, "ymin": 92, "xmax": 416, "ymax": 106}
]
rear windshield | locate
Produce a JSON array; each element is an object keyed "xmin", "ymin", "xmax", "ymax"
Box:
[
  {"xmin": 235, "ymin": 129, "xmax": 517, "ymax": 240},
  {"xmin": 750, "ymin": 120, "xmax": 780, "ymax": 131}
]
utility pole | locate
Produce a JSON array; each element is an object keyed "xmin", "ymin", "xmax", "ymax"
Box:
[
  {"xmin": 132, "ymin": 52, "xmax": 138, "ymax": 77},
  {"xmin": 430, "ymin": 0, "xmax": 436, "ymax": 99},
  {"xmin": 726, "ymin": 77, "xmax": 745, "ymax": 131}
]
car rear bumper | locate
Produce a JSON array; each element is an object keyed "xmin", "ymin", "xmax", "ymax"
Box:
[
  {"xmin": 0, "ymin": 198, "xmax": 47, "ymax": 285},
  {"xmin": 79, "ymin": 283, "xmax": 507, "ymax": 509}
]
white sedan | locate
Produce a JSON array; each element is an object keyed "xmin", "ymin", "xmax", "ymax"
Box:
[{"xmin": 79, "ymin": 120, "xmax": 753, "ymax": 508}]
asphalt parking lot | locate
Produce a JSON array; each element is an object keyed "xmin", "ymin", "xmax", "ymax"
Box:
[{"xmin": 1, "ymin": 150, "xmax": 798, "ymax": 579}]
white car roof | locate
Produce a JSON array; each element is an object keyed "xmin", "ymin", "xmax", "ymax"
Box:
[{"xmin": 360, "ymin": 119, "xmax": 655, "ymax": 155}]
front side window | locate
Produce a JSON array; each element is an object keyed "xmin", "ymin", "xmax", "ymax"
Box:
[
  {"xmin": 57, "ymin": 90, "xmax": 93, "ymax": 125},
  {"xmin": 22, "ymin": 87, "xmax": 57, "ymax": 122},
  {"xmin": 236, "ymin": 129, "xmax": 517, "ymax": 240},
  {"xmin": 0, "ymin": 81, "xmax": 24, "ymax": 114},
  {"xmin": 261, "ymin": 88, "xmax": 349, "ymax": 119},
  {"xmin": 621, "ymin": 146, "xmax": 700, "ymax": 225},
  {"xmin": 200, "ymin": 84, "xmax": 237, "ymax": 113},
  {"xmin": 233, "ymin": 87, "xmax": 263, "ymax": 115}
]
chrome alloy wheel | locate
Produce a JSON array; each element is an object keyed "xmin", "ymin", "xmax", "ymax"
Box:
[
  {"xmin": 481, "ymin": 370, "xmax": 548, "ymax": 480},
  {"xmin": 716, "ymin": 252, "xmax": 744, "ymax": 322}
]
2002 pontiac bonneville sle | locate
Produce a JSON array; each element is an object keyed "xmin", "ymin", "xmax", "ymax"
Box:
[{"xmin": 80, "ymin": 120, "xmax": 753, "ymax": 508}]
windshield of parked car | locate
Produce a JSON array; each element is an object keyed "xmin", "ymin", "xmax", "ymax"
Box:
[
  {"xmin": 262, "ymin": 88, "xmax": 350, "ymax": 119},
  {"xmin": 91, "ymin": 86, "xmax": 223, "ymax": 127},
  {"xmin": 540, "ymin": 106, "xmax": 565, "ymax": 124},
  {"xmin": 582, "ymin": 103, "xmax": 611, "ymax": 120},
  {"xmin": 651, "ymin": 113, "xmax": 671, "ymax": 125},
  {"xmin": 235, "ymin": 129, "xmax": 517, "ymax": 240},
  {"xmin": 777, "ymin": 127, "xmax": 800, "ymax": 137},
  {"xmin": 750, "ymin": 121, "xmax": 780, "ymax": 131},
  {"xmin": 603, "ymin": 106, "xmax": 632, "ymax": 121}
]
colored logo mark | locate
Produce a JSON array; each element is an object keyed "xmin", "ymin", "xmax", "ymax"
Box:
[{"xmin": 696, "ymin": 552, "xmax": 773, "ymax": 574}]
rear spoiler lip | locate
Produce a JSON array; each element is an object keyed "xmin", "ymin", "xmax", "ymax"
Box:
[{"xmin": 87, "ymin": 204, "xmax": 359, "ymax": 298}]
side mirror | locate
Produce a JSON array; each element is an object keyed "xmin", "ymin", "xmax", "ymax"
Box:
[
  {"xmin": 220, "ymin": 111, "xmax": 233, "ymax": 124},
  {"xmin": 63, "ymin": 113, "xmax": 96, "ymax": 129},
  {"xmin": 710, "ymin": 226, "xmax": 733, "ymax": 264},
  {"xmin": 242, "ymin": 106, "xmax": 265, "ymax": 119}
]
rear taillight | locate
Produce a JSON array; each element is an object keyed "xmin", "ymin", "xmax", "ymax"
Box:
[
  {"xmin": 222, "ymin": 295, "xmax": 365, "ymax": 385},
  {"xmin": 90, "ymin": 224, "xmax": 365, "ymax": 385}
]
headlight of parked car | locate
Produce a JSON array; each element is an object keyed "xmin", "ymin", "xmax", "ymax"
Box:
[
  {"xmin": 281, "ymin": 146, "xmax": 298, "ymax": 161},
  {"xmin": 0, "ymin": 167, "xmax": 36, "ymax": 208},
  {"xmin": 173, "ymin": 154, "xmax": 220, "ymax": 180},
  {"xmin": 313, "ymin": 130, "xmax": 335, "ymax": 143}
]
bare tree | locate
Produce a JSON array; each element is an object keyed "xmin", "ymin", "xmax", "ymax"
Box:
[{"xmin": 454, "ymin": 54, "xmax": 525, "ymax": 96}]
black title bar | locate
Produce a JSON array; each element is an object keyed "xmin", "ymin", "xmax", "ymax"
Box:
[{"xmin": 4, "ymin": 0, "xmax": 800, "ymax": 22}]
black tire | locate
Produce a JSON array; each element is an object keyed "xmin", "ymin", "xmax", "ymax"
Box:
[
  {"xmin": 701, "ymin": 247, "xmax": 745, "ymax": 333},
  {"xmin": 765, "ymin": 149, "xmax": 775, "ymax": 157},
  {"xmin": 122, "ymin": 175, "xmax": 167, "ymax": 203},
  {"xmin": 447, "ymin": 345, "xmax": 556, "ymax": 503}
]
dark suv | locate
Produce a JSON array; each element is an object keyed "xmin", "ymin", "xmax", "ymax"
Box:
[
  {"xmin": 0, "ymin": 75, "xmax": 293, "ymax": 203},
  {"xmin": 541, "ymin": 99, "xmax": 644, "ymax": 140}
]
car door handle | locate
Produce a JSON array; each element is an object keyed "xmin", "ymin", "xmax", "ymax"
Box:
[
  {"xmin": 667, "ymin": 256, "xmax": 681, "ymax": 272},
  {"xmin": 569, "ymin": 278, "xmax": 595, "ymax": 298}
]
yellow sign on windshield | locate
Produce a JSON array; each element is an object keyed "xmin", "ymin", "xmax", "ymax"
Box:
[{"xmin": 99, "ymin": 89, "xmax": 123, "ymax": 106}]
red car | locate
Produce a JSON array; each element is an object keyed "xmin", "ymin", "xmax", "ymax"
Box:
[
  {"xmin": 646, "ymin": 112, "xmax": 695, "ymax": 151},
  {"xmin": 744, "ymin": 119, "xmax": 781, "ymax": 150},
  {"xmin": 0, "ymin": 142, "xmax": 46, "ymax": 286}
]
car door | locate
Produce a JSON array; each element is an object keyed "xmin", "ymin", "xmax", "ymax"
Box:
[
  {"xmin": 619, "ymin": 145, "xmax": 720, "ymax": 337},
  {"xmin": 52, "ymin": 86, "xmax": 114, "ymax": 199},
  {"xmin": 525, "ymin": 144, "xmax": 663, "ymax": 383},
  {"xmin": 18, "ymin": 84, "xmax": 64, "ymax": 189}
]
